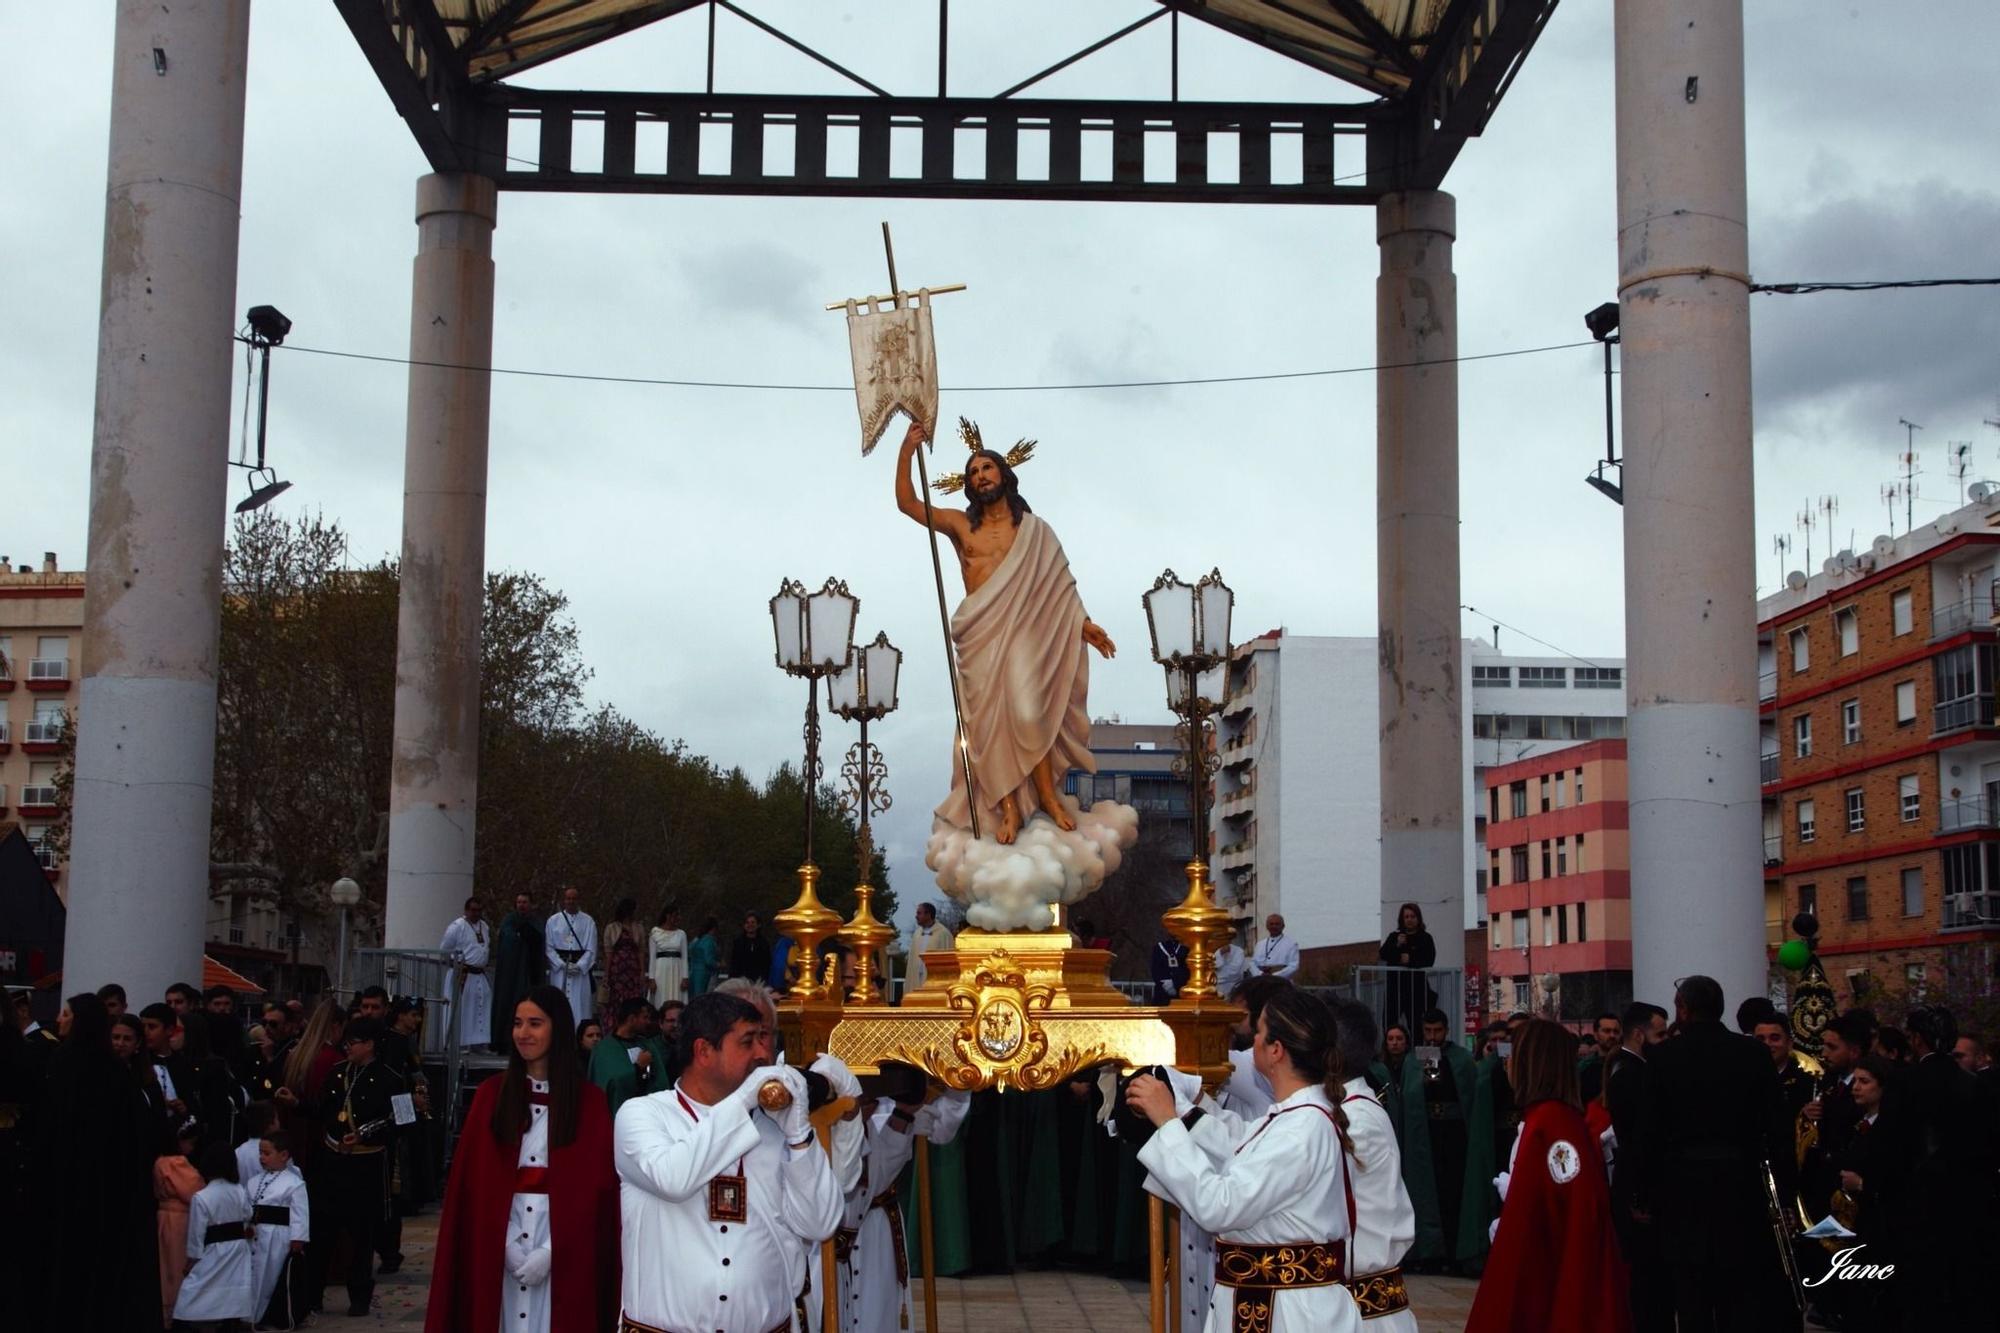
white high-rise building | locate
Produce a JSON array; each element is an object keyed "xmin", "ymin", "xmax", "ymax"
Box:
[{"xmin": 1212, "ymin": 632, "xmax": 1625, "ymax": 959}]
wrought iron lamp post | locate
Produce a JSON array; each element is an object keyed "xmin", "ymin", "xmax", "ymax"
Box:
[
  {"xmin": 1143, "ymin": 569, "xmax": 1238, "ymax": 1001},
  {"xmin": 829, "ymin": 631, "xmax": 902, "ymax": 1003},
  {"xmin": 769, "ymin": 577, "xmax": 858, "ymax": 997}
]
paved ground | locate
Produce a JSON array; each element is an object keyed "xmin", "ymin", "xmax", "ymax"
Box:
[{"xmin": 337, "ymin": 1213, "xmax": 1481, "ymax": 1331}]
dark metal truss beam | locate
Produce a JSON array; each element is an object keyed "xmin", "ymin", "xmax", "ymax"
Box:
[{"xmin": 478, "ymin": 89, "xmax": 1395, "ymax": 204}]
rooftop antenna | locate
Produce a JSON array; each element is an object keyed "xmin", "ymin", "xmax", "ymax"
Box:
[
  {"xmin": 1772, "ymin": 532, "xmax": 1793, "ymax": 592},
  {"xmin": 1880, "ymin": 483, "xmax": 1903, "ymax": 537},
  {"xmin": 1818, "ymin": 495, "xmax": 1840, "ymax": 564},
  {"xmin": 1897, "ymin": 418, "xmax": 1922, "ymax": 531},
  {"xmin": 1796, "ymin": 502, "xmax": 1818, "ymax": 569},
  {"xmin": 1948, "ymin": 440, "xmax": 1973, "ymax": 495}
]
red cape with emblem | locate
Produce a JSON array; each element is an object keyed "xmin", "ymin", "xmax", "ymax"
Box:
[
  {"xmin": 1466, "ymin": 1098, "xmax": 1630, "ymax": 1333},
  {"xmin": 424, "ymin": 1074, "xmax": 622, "ymax": 1333}
]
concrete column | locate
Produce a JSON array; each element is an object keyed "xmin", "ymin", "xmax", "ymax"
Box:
[
  {"xmin": 1376, "ymin": 190, "xmax": 1466, "ymax": 983},
  {"xmin": 384, "ymin": 174, "xmax": 497, "ymax": 951},
  {"xmin": 66, "ymin": 1, "xmax": 251, "ymax": 1001},
  {"xmin": 1615, "ymin": 0, "xmax": 1765, "ymax": 1009}
]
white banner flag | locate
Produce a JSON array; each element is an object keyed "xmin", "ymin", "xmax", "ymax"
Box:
[{"xmin": 846, "ymin": 292, "xmax": 939, "ymax": 455}]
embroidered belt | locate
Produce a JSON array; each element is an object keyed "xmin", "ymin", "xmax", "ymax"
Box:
[
  {"xmin": 1346, "ymin": 1266, "xmax": 1409, "ymax": 1319},
  {"xmin": 252, "ymin": 1204, "xmax": 291, "ymax": 1225},
  {"xmin": 1213, "ymin": 1240, "xmax": 1347, "ymax": 1333},
  {"xmin": 203, "ymin": 1221, "xmax": 249, "ymax": 1244},
  {"xmin": 619, "ymin": 1316, "xmax": 788, "ymax": 1333},
  {"xmin": 513, "ymin": 1167, "xmax": 550, "ymax": 1194},
  {"xmin": 872, "ymin": 1188, "xmax": 909, "ymax": 1287}
]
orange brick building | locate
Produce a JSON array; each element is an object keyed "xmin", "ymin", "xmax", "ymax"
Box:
[
  {"xmin": 1758, "ymin": 505, "xmax": 2000, "ymax": 1008},
  {"xmin": 1483, "ymin": 739, "xmax": 1631, "ymax": 1022}
]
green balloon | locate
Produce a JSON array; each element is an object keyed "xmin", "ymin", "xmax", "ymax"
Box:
[{"xmin": 1776, "ymin": 938, "xmax": 1810, "ymax": 971}]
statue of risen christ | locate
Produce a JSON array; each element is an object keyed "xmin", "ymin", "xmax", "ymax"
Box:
[{"xmin": 895, "ymin": 420, "xmax": 1116, "ymax": 845}]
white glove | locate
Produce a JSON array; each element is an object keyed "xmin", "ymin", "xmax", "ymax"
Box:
[
  {"xmin": 514, "ymin": 1244, "xmax": 553, "ymax": 1286},
  {"xmin": 774, "ymin": 1066, "xmax": 812, "ymax": 1142},
  {"xmin": 1163, "ymin": 1066, "xmax": 1203, "ymax": 1117},
  {"xmin": 505, "ymin": 1239, "xmax": 527, "ymax": 1275},
  {"xmin": 1492, "ymin": 1169, "xmax": 1511, "ymax": 1203},
  {"xmin": 736, "ymin": 1065, "xmax": 788, "ymax": 1115}
]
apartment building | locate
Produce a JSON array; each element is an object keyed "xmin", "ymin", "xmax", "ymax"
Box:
[
  {"xmin": 1483, "ymin": 739, "xmax": 1631, "ymax": 1020},
  {"xmin": 1758, "ymin": 491, "xmax": 2000, "ymax": 1007},
  {"xmin": 1064, "ymin": 720, "xmax": 1193, "ymax": 850},
  {"xmin": 0, "ymin": 554, "xmax": 83, "ymax": 899},
  {"xmin": 1210, "ymin": 631, "xmax": 1625, "ymax": 966}
]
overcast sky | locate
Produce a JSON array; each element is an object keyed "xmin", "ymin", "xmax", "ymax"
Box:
[{"xmin": 7, "ymin": 3, "xmax": 1998, "ymax": 929}]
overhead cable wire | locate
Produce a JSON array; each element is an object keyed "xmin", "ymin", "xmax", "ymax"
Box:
[
  {"xmin": 1750, "ymin": 277, "xmax": 2000, "ymax": 295},
  {"xmin": 272, "ymin": 338, "xmax": 1600, "ymax": 393},
  {"xmin": 1462, "ymin": 603, "xmax": 1612, "ymax": 670}
]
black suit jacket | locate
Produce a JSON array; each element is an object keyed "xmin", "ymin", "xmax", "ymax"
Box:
[{"xmin": 1639, "ymin": 1019, "xmax": 1789, "ymax": 1221}]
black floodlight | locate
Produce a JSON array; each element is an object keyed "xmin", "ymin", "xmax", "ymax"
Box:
[{"xmin": 1584, "ymin": 301, "xmax": 1620, "ymax": 342}]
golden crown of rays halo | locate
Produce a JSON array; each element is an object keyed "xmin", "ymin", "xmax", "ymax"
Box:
[{"xmin": 929, "ymin": 417, "xmax": 1037, "ymax": 495}]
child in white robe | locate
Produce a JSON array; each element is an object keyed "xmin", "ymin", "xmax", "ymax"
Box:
[
  {"xmin": 174, "ymin": 1142, "xmax": 256, "ymax": 1329},
  {"xmin": 245, "ymin": 1131, "xmax": 311, "ymax": 1329}
]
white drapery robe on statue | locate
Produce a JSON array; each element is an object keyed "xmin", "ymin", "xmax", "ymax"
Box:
[
  {"xmin": 838, "ymin": 1094, "xmax": 969, "ymax": 1333},
  {"xmin": 615, "ymin": 1079, "xmax": 843, "ymax": 1333},
  {"xmin": 246, "ymin": 1165, "xmax": 309, "ymax": 1325},
  {"xmin": 440, "ymin": 915, "xmax": 492, "ymax": 1047},
  {"xmin": 932, "ymin": 514, "xmax": 1092, "ymax": 834},
  {"xmin": 1341, "ymin": 1077, "xmax": 1419, "ymax": 1333},
  {"xmin": 544, "ymin": 910, "xmax": 597, "ymax": 1026},
  {"xmin": 648, "ymin": 927, "xmax": 689, "ymax": 1004},
  {"xmin": 175, "ymin": 1179, "xmax": 256, "ymax": 1324},
  {"xmin": 1138, "ymin": 1084, "xmax": 1363, "ymax": 1333}
]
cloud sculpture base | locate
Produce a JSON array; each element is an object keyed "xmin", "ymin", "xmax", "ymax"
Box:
[{"xmin": 924, "ymin": 798, "xmax": 1140, "ymax": 932}]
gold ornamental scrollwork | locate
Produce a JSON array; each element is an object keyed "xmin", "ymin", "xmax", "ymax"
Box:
[{"xmin": 877, "ymin": 948, "xmax": 1112, "ymax": 1092}]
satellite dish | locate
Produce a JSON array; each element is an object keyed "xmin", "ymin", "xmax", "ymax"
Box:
[
  {"xmin": 1786, "ymin": 570, "xmax": 1808, "ymax": 591},
  {"xmin": 1972, "ymin": 482, "xmax": 1994, "ymax": 502},
  {"xmin": 1872, "ymin": 535, "xmax": 1896, "ymax": 559},
  {"xmin": 1836, "ymin": 548, "xmax": 1857, "ymax": 568},
  {"xmin": 1822, "ymin": 558, "xmax": 1842, "ymax": 577},
  {"xmin": 1939, "ymin": 512, "xmax": 1962, "ymax": 535},
  {"xmin": 1855, "ymin": 552, "xmax": 1876, "ymax": 572}
]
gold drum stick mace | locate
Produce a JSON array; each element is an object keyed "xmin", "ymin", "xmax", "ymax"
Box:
[{"xmin": 758, "ymin": 1079, "xmax": 794, "ymax": 1112}]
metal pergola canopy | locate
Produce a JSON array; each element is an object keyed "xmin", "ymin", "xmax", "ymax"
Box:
[{"xmin": 337, "ymin": 0, "xmax": 1556, "ymax": 203}]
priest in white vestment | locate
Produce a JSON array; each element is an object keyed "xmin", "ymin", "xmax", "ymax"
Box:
[
  {"xmin": 615, "ymin": 990, "xmax": 842, "ymax": 1333},
  {"xmin": 440, "ymin": 897, "xmax": 493, "ymax": 1049},
  {"xmin": 545, "ymin": 889, "xmax": 597, "ymax": 1028}
]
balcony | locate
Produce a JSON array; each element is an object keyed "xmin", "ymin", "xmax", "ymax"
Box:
[
  {"xmin": 21, "ymin": 719, "xmax": 64, "ymax": 754},
  {"xmin": 1939, "ymin": 799, "xmax": 2000, "ymax": 834},
  {"xmin": 1760, "ymin": 753, "xmax": 1780, "ymax": 785},
  {"xmin": 1763, "ymin": 834, "xmax": 1782, "ymax": 866},
  {"xmin": 25, "ymin": 657, "xmax": 69, "ymax": 690},
  {"xmin": 1934, "ymin": 694, "xmax": 1996, "ymax": 735},
  {"xmin": 1933, "ymin": 598, "xmax": 1995, "ymax": 641},
  {"xmin": 1759, "ymin": 670, "xmax": 1777, "ymax": 702},
  {"xmin": 1943, "ymin": 891, "xmax": 2000, "ymax": 930}
]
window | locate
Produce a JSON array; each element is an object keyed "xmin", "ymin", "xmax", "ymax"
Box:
[
  {"xmin": 1891, "ymin": 589, "xmax": 1914, "ymax": 636},
  {"xmin": 1490, "ymin": 851, "xmax": 1501, "ymax": 888},
  {"xmin": 1576, "ymin": 833, "xmax": 1587, "ymax": 871},
  {"xmin": 1798, "ymin": 799, "xmax": 1816, "ymax": 843},
  {"xmin": 1835, "ymin": 607, "xmax": 1859, "ymax": 657},
  {"xmin": 1790, "ymin": 628, "xmax": 1810, "ymax": 673},
  {"xmin": 1845, "ymin": 788, "xmax": 1865, "ymax": 832},
  {"xmin": 1846, "ymin": 876, "xmax": 1869, "ymax": 922},
  {"xmin": 1556, "ymin": 838, "xmax": 1569, "ymax": 876},
  {"xmin": 1574, "ymin": 667, "xmax": 1622, "ymax": 689},
  {"xmin": 1489, "ymin": 788, "xmax": 1500, "ymax": 825},
  {"xmin": 1510, "ymin": 781, "xmax": 1527, "ymax": 818},
  {"xmin": 1511, "ymin": 847, "xmax": 1529, "ymax": 883},
  {"xmin": 1557, "ymin": 904, "xmax": 1570, "ymax": 943},
  {"xmin": 1510, "ymin": 911, "xmax": 1529, "ymax": 949},
  {"xmin": 1542, "ymin": 907, "xmax": 1555, "ymax": 946},
  {"xmin": 1513, "ymin": 979, "xmax": 1531, "ymax": 1010},
  {"xmin": 1899, "ymin": 775, "xmax": 1920, "ymax": 823},
  {"xmin": 1473, "ymin": 665, "xmax": 1512, "ymax": 687},
  {"xmin": 1842, "ymin": 699, "xmax": 1861, "ymax": 744},
  {"xmin": 1933, "ymin": 643, "xmax": 1997, "ymax": 732},
  {"xmin": 1798, "ymin": 883, "xmax": 1817, "ymax": 917},
  {"xmin": 1490, "ymin": 914, "xmax": 1504, "ymax": 947},
  {"xmin": 1540, "ymin": 840, "xmax": 1552, "ymax": 878},
  {"xmin": 1576, "ymin": 903, "xmax": 1588, "ymax": 942},
  {"xmin": 1539, "ymin": 775, "xmax": 1551, "ymax": 812},
  {"xmin": 1554, "ymin": 776, "xmax": 1567, "ymax": 809},
  {"xmin": 1519, "ymin": 667, "xmax": 1566, "ymax": 688},
  {"xmin": 1901, "ymin": 867, "xmax": 1924, "ymax": 917},
  {"xmin": 1895, "ymin": 680, "xmax": 1917, "ymax": 725},
  {"xmin": 1576, "ymin": 767, "xmax": 1585, "ymax": 803},
  {"xmin": 1794, "ymin": 714, "xmax": 1812, "ymax": 758},
  {"xmin": 1905, "ymin": 963, "xmax": 1927, "ymax": 998}
]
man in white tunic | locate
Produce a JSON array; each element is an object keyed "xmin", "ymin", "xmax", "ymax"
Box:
[
  {"xmin": 615, "ymin": 990, "xmax": 843, "ymax": 1333},
  {"xmin": 441, "ymin": 895, "xmax": 493, "ymax": 1050},
  {"xmin": 175, "ymin": 1162, "xmax": 256, "ymax": 1326},
  {"xmin": 838, "ymin": 1087, "xmax": 969, "ymax": 1332},
  {"xmin": 1332, "ymin": 999, "xmax": 1418, "ymax": 1331},
  {"xmin": 902, "ymin": 903, "xmax": 954, "ymax": 995},
  {"xmin": 1252, "ymin": 913, "xmax": 1301, "ymax": 980},
  {"xmin": 546, "ymin": 888, "xmax": 598, "ymax": 1029},
  {"xmin": 246, "ymin": 1133, "xmax": 311, "ymax": 1328}
]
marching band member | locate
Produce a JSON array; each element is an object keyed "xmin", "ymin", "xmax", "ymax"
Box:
[
  {"xmin": 426, "ymin": 986, "xmax": 621, "ymax": 1333},
  {"xmin": 614, "ymin": 991, "xmax": 842, "ymax": 1333},
  {"xmin": 1126, "ymin": 987, "xmax": 1363, "ymax": 1332}
]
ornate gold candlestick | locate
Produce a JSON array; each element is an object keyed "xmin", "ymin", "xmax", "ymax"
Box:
[
  {"xmin": 774, "ymin": 862, "xmax": 842, "ymax": 999},
  {"xmin": 837, "ymin": 882, "xmax": 897, "ymax": 1004}
]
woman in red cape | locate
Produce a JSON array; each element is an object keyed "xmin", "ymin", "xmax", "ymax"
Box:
[
  {"xmin": 426, "ymin": 985, "xmax": 621, "ymax": 1333},
  {"xmin": 1467, "ymin": 1019, "xmax": 1631, "ymax": 1333}
]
